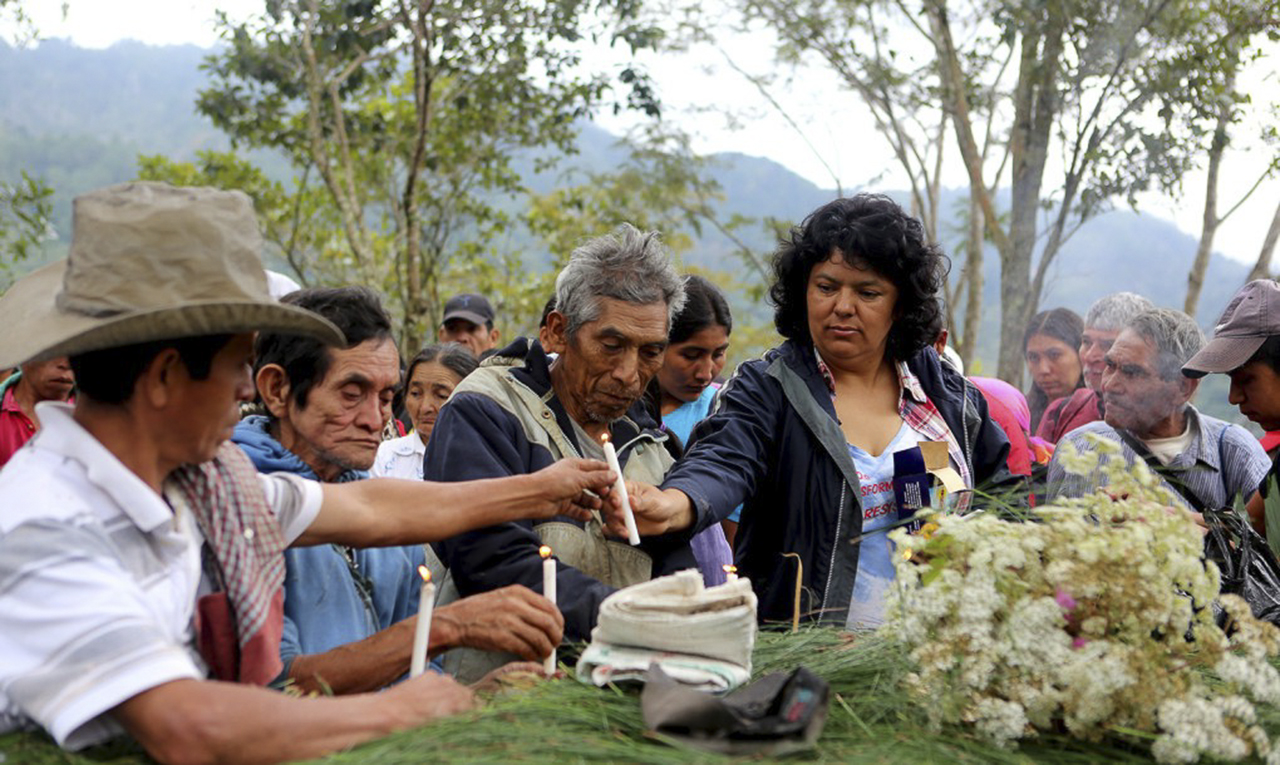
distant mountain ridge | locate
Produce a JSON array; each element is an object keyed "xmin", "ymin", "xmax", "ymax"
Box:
[{"xmin": 0, "ymin": 40, "xmax": 1254, "ymax": 365}]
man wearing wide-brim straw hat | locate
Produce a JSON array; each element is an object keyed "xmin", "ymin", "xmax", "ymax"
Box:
[{"xmin": 0, "ymin": 182, "xmax": 623, "ymax": 763}]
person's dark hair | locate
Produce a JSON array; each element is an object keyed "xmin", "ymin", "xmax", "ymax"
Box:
[
  {"xmin": 538, "ymin": 296, "xmax": 557, "ymax": 329},
  {"xmin": 255, "ymin": 286, "xmax": 394, "ymax": 410},
  {"xmin": 1246, "ymin": 336, "xmax": 1280, "ymax": 374},
  {"xmin": 1022, "ymin": 307, "xmax": 1085, "ymax": 429},
  {"xmin": 1022, "ymin": 307, "xmax": 1084, "ymax": 358},
  {"xmin": 406, "ymin": 342, "xmax": 478, "ymax": 385},
  {"xmin": 670, "ymin": 275, "xmax": 733, "ymax": 344},
  {"xmin": 769, "ymin": 194, "xmax": 948, "ymax": 361},
  {"xmin": 70, "ymin": 334, "xmax": 235, "ymax": 405}
]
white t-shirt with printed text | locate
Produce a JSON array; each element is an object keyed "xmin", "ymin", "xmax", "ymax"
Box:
[{"xmin": 846, "ymin": 421, "xmax": 931, "ymax": 630}]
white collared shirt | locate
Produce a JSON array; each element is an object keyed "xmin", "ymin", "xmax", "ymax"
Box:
[
  {"xmin": 0, "ymin": 403, "xmax": 322, "ymax": 750},
  {"xmin": 371, "ymin": 432, "xmax": 428, "ymax": 481}
]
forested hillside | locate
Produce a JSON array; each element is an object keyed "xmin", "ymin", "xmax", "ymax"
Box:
[{"xmin": 0, "ymin": 39, "xmax": 1254, "ymax": 382}]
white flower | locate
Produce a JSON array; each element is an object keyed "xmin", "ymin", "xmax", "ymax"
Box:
[{"xmin": 970, "ymin": 697, "xmax": 1029, "ymax": 747}]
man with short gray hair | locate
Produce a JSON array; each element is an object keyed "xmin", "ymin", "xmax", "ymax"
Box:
[
  {"xmin": 1047, "ymin": 308, "xmax": 1269, "ymax": 510},
  {"xmin": 1037, "ymin": 291, "xmax": 1154, "ymax": 443},
  {"xmin": 424, "ymin": 224, "xmax": 694, "ymax": 676}
]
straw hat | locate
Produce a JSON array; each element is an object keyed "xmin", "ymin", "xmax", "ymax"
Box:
[{"xmin": 0, "ymin": 182, "xmax": 343, "ymax": 369}]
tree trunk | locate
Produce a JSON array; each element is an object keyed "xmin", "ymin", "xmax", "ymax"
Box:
[
  {"xmin": 997, "ymin": 21, "xmax": 1062, "ymax": 386},
  {"xmin": 1247, "ymin": 199, "xmax": 1280, "ymax": 282},
  {"xmin": 959, "ymin": 191, "xmax": 984, "ymax": 370},
  {"xmin": 924, "ymin": 0, "xmax": 1015, "ymax": 379},
  {"xmin": 1185, "ymin": 93, "xmax": 1231, "ymax": 317},
  {"xmin": 399, "ymin": 1, "xmax": 434, "ymax": 356}
]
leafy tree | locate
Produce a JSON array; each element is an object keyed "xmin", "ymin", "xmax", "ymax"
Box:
[
  {"xmin": 196, "ymin": 0, "xmax": 662, "ymax": 350},
  {"xmin": 136, "ymin": 150, "xmax": 339, "ymax": 285},
  {"xmin": 926, "ymin": 0, "xmax": 1278, "ymax": 379},
  {"xmin": 0, "ymin": 171, "xmax": 52, "ymax": 286},
  {"xmin": 708, "ymin": 0, "xmax": 1277, "ymax": 381},
  {"xmin": 1163, "ymin": 0, "xmax": 1280, "ymax": 316},
  {"xmin": 525, "ymin": 126, "xmax": 781, "ymax": 364}
]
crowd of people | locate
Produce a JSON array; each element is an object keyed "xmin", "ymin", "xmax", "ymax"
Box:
[{"xmin": 1, "ymin": 180, "xmax": 1278, "ymax": 762}]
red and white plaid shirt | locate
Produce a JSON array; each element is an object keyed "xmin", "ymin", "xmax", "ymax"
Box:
[{"xmin": 814, "ymin": 349, "xmax": 973, "ymax": 508}]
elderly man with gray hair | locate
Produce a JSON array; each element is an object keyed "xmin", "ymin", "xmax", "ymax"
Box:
[
  {"xmin": 424, "ymin": 224, "xmax": 694, "ymax": 672},
  {"xmin": 1047, "ymin": 307, "xmax": 1269, "ymax": 511},
  {"xmin": 1037, "ymin": 291, "xmax": 1154, "ymax": 444}
]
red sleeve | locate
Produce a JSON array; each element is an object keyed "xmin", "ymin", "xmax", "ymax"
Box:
[{"xmin": 982, "ymin": 395, "xmax": 1033, "ymax": 477}]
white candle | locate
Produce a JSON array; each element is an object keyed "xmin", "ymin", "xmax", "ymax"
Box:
[
  {"xmin": 409, "ymin": 565, "xmax": 434, "ymax": 677},
  {"xmin": 723, "ymin": 564, "xmax": 738, "ymax": 582},
  {"xmin": 540, "ymin": 545, "xmax": 557, "ymax": 674},
  {"xmin": 600, "ymin": 433, "xmax": 640, "ymax": 545}
]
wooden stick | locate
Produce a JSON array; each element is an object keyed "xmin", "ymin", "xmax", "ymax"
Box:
[{"xmin": 782, "ymin": 552, "xmax": 803, "ymax": 633}]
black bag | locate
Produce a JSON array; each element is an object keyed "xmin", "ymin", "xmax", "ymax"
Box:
[
  {"xmin": 640, "ymin": 664, "xmax": 829, "ymax": 755},
  {"xmin": 1203, "ymin": 507, "xmax": 1280, "ymax": 627}
]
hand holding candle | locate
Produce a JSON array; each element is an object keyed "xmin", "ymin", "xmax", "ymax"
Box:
[
  {"xmin": 540, "ymin": 545, "xmax": 558, "ymax": 674},
  {"xmin": 600, "ymin": 432, "xmax": 640, "ymax": 545},
  {"xmin": 410, "ymin": 565, "xmax": 435, "ymax": 677}
]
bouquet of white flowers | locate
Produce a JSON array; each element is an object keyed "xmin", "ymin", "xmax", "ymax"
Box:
[{"xmin": 885, "ymin": 437, "xmax": 1280, "ymax": 763}]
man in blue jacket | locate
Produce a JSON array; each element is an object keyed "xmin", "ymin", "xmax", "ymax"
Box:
[
  {"xmin": 235, "ymin": 286, "xmax": 566, "ymax": 694},
  {"xmin": 424, "ymin": 225, "xmax": 697, "ymax": 671}
]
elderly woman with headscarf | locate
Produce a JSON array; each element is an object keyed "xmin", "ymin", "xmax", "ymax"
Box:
[{"xmin": 623, "ymin": 195, "xmax": 1016, "ymax": 629}]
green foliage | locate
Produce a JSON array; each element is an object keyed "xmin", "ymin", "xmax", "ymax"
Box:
[
  {"xmin": 720, "ymin": 0, "xmax": 1280, "ymax": 381},
  {"xmin": 135, "ymin": 150, "xmax": 343, "ymax": 287},
  {"xmin": 0, "ymin": 170, "xmax": 52, "ymax": 286},
  {"xmin": 194, "ymin": 0, "xmax": 665, "ymax": 351},
  {"xmin": 523, "ymin": 126, "xmax": 781, "ymax": 366}
]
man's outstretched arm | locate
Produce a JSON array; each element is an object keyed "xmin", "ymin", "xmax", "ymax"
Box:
[
  {"xmin": 114, "ymin": 673, "xmax": 472, "ymax": 765},
  {"xmin": 284, "ymin": 585, "xmax": 564, "ymax": 696},
  {"xmin": 297, "ymin": 458, "xmax": 615, "ymax": 548}
]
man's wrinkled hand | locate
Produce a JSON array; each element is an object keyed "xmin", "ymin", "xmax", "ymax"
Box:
[
  {"xmin": 470, "ymin": 661, "xmax": 552, "ymax": 694},
  {"xmin": 432, "ymin": 584, "xmax": 563, "ymax": 661},
  {"xmin": 1163, "ymin": 505, "xmax": 1209, "ymax": 537},
  {"xmin": 526, "ymin": 458, "xmax": 614, "ymax": 521},
  {"xmin": 383, "ymin": 671, "xmax": 475, "ymax": 723},
  {"xmin": 600, "ymin": 481, "xmax": 694, "ymax": 539}
]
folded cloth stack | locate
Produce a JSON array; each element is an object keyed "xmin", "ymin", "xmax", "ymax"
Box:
[{"xmin": 576, "ymin": 569, "xmax": 757, "ymax": 692}]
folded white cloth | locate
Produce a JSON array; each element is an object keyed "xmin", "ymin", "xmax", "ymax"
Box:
[
  {"xmin": 577, "ymin": 569, "xmax": 757, "ymax": 691},
  {"xmin": 577, "ymin": 643, "xmax": 751, "ymax": 692}
]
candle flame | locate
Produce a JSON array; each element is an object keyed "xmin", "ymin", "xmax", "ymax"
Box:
[
  {"xmin": 600, "ymin": 431, "xmax": 611, "ymax": 444},
  {"xmin": 418, "ymin": 565, "xmax": 432, "ymax": 583},
  {"xmin": 539, "ymin": 545, "xmax": 552, "ymax": 559},
  {"xmin": 722, "ymin": 564, "xmax": 737, "ymax": 575}
]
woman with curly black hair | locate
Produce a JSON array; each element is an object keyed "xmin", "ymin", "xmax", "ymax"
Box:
[{"xmin": 625, "ymin": 195, "xmax": 1015, "ymax": 629}]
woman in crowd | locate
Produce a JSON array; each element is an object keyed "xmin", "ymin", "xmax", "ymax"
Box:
[
  {"xmin": 644, "ymin": 194, "xmax": 1014, "ymax": 629},
  {"xmin": 652, "ymin": 274, "xmax": 736, "ymax": 583},
  {"xmin": 1023, "ymin": 307, "xmax": 1084, "ymax": 432},
  {"xmin": 373, "ymin": 342, "xmax": 477, "ymax": 480}
]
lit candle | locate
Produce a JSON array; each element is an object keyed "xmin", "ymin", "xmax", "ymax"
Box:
[
  {"xmin": 722, "ymin": 564, "xmax": 738, "ymax": 582},
  {"xmin": 540, "ymin": 545, "xmax": 557, "ymax": 674},
  {"xmin": 600, "ymin": 432, "xmax": 640, "ymax": 545},
  {"xmin": 409, "ymin": 565, "xmax": 434, "ymax": 677}
]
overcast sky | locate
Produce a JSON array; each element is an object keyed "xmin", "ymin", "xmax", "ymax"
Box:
[{"xmin": 19, "ymin": 0, "xmax": 1280, "ymax": 268}]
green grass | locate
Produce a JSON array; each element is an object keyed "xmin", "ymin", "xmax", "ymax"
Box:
[{"xmin": 0, "ymin": 629, "xmax": 1248, "ymax": 763}]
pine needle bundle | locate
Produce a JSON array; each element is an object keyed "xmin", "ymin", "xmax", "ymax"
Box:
[{"xmin": 0, "ymin": 630, "xmax": 1270, "ymax": 764}]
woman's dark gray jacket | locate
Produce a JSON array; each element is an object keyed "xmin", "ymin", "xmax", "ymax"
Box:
[{"xmin": 661, "ymin": 339, "xmax": 1016, "ymax": 626}]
